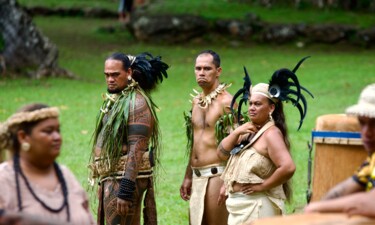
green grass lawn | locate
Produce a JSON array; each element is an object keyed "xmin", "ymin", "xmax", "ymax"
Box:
[{"xmin": 1, "ymin": 2, "xmax": 375, "ymax": 223}]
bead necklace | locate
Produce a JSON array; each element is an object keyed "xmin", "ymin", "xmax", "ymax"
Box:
[{"xmin": 14, "ymin": 155, "xmax": 70, "ymax": 222}]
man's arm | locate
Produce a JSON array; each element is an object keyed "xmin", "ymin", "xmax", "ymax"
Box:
[
  {"xmin": 180, "ymin": 102, "xmax": 195, "ymax": 201},
  {"xmin": 180, "ymin": 161, "xmax": 193, "ymax": 201},
  {"xmin": 117, "ymin": 93, "xmax": 152, "ymax": 215}
]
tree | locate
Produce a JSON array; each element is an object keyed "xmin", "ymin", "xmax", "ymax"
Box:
[{"xmin": 0, "ymin": 0, "xmax": 74, "ymax": 78}]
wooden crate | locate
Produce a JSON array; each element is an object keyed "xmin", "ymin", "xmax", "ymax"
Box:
[{"xmin": 310, "ymin": 114, "xmax": 367, "ymax": 202}]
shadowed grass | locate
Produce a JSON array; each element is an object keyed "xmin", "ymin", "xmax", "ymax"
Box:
[{"xmin": 18, "ymin": 0, "xmax": 375, "ymax": 28}]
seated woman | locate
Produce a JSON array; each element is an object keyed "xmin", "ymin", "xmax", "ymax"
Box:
[
  {"xmin": 0, "ymin": 103, "xmax": 95, "ymax": 225},
  {"xmin": 217, "ymin": 57, "xmax": 313, "ymax": 225}
]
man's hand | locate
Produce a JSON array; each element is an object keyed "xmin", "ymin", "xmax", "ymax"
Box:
[
  {"xmin": 117, "ymin": 198, "xmax": 132, "ymax": 216},
  {"xmin": 180, "ymin": 178, "xmax": 192, "ymax": 201}
]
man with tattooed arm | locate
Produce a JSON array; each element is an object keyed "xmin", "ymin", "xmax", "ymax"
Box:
[{"xmin": 89, "ymin": 52, "xmax": 169, "ymax": 225}]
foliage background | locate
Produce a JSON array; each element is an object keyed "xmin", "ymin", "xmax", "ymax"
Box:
[{"xmin": 1, "ymin": 0, "xmax": 375, "ymax": 223}]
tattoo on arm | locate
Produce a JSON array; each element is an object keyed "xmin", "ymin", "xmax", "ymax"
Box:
[
  {"xmin": 323, "ymin": 185, "xmax": 345, "ymax": 200},
  {"xmin": 124, "ymin": 94, "xmax": 153, "ymax": 181},
  {"xmin": 218, "ymin": 143, "xmax": 230, "ymax": 156}
]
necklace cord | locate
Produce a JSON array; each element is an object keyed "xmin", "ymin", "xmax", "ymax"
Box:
[{"xmin": 14, "ymin": 155, "xmax": 70, "ymax": 222}]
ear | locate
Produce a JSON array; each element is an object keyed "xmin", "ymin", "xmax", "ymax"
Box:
[
  {"xmin": 126, "ymin": 67, "xmax": 133, "ymax": 76},
  {"xmin": 216, "ymin": 67, "xmax": 222, "ymax": 78},
  {"xmin": 125, "ymin": 67, "xmax": 133, "ymax": 83},
  {"xmin": 269, "ymin": 103, "xmax": 276, "ymax": 114},
  {"xmin": 17, "ymin": 130, "xmax": 29, "ymax": 144}
]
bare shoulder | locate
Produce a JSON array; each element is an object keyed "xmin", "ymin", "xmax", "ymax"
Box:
[
  {"xmin": 221, "ymin": 90, "xmax": 233, "ymax": 103},
  {"xmin": 191, "ymin": 96, "xmax": 199, "ymax": 105},
  {"xmin": 217, "ymin": 90, "xmax": 234, "ymax": 108},
  {"xmin": 264, "ymin": 126, "xmax": 283, "ymax": 141}
]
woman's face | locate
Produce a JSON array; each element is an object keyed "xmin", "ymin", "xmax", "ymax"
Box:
[
  {"xmin": 248, "ymin": 94, "xmax": 274, "ymax": 125},
  {"xmin": 22, "ymin": 118, "xmax": 62, "ymax": 165}
]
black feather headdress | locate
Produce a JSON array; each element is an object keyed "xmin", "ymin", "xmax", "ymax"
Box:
[
  {"xmin": 231, "ymin": 56, "xmax": 313, "ymax": 130},
  {"xmin": 230, "ymin": 66, "xmax": 252, "ymax": 124},
  {"xmin": 131, "ymin": 52, "xmax": 169, "ymax": 91},
  {"xmin": 268, "ymin": 56, "xmax": 314, "ymax": 130}
]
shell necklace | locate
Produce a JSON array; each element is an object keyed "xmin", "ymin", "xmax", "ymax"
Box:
[{"xmin": 191, "ymin": 83, "xmax": 231, "ymax": 109}]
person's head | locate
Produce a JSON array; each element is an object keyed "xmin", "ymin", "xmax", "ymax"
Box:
[
  {"xmin": 0, "ymin": 103, "xmax": 61, "ymax": 167},
  {"xmin": 105, "ymin": 53, "xmax": 133, "ymax": 93},
  {"xmin": 105, "ymin": 52, "xmax": 169, "ymax": 93},
  {"xmin": 346, "ymin": 84, "xmax": 375, "ymax": 155},
  {"xmin": 194, "ymin": 50, "xmax": 222, "ymax": 90},
  {"xmin": 249, "ymin": 83, "xmax": 289, "ymax": 147},
  {"xmin": 249, "ymin": 83, "xmax": 276, "ymax": 124}
]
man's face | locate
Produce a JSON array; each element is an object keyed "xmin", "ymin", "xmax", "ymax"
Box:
[
  {"xmin": 104, "ymin": 59, "xmax": 130, "ymax": 93},
  {"xmin": 358, "ymin": 116, "xmax": 375, "ymax": 155},
  {"xmin": 194, "ymin": 54, "xmax": 221, "ymax": 89}
]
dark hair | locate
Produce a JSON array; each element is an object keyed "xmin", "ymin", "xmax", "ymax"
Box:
[
  {"xmin": 270, "ymin": 100, "xmax": 290, "ymax": 149},
  {"xmin": 270, "ymin": 99, "xmax": 292, "ymax": 201},
  {"xmin": 107, "ymin": 52, "xmax": 169, "ymax": 92},
  {"xmin": 106, "ymin": 52, "xmax": 132, "ymax": 71},
  {"xmin": 197, "ymin": 50, "xmax": 221, "ymax": 68},
  {"xmin": 10, "ymin": 103, "xmax": 50, "ymax": 152}
]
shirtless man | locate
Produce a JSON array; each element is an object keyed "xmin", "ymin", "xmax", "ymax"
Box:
[{"xmin": 180, "ymin": 50, "xmax": 232, "ymax": 225}]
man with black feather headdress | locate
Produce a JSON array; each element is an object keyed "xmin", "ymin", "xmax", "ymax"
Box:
[
  {"xmin": 89, "ymin": 52, "xmax": 169, "ymax": 225},
  {"xmin": 180, "ymin": 50, "xmax": 234, "ymax": 225}
]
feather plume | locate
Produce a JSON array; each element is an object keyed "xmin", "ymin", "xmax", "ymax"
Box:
[
  {"xmin": 230, "ymin": 66, "xmax": 252, "ymax": 124},
  {"xmin": 135, "ymin": 52, "xmax": 169, "ymax": 88},
  {"xmin": 268, "ymin": 56, "xmax": 313, "ymax": 130}
]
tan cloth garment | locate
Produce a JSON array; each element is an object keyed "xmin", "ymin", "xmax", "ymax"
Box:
[
  {"xmin": 221, "ymin": 121, "xmax": 286, "ymax": 223},
  {"xmin": 0, "ymin": 161, "xmax": 95, "ymax": 225},
  {"xmin": 222, "ymin": 147, "xmax": 285, "ymax": 200},
  {"xmin": 190, "ymin": 164, "xmax": 225, "ymax": 225},
  {"xmin": 226, "ymin": 192, "xmax": 284, "ymax": 225}
]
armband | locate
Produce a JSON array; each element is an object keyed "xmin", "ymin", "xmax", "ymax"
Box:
[{"xmin": 218, "ymin": 143, "xmax": 231, "ymax": 156}]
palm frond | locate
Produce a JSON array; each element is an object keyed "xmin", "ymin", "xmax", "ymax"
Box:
[{"xmin": 183, "ymin": 110, "xmax": 193, "ymax": 157}]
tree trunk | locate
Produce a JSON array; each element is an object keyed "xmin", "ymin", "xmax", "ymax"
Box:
[{"xmin": 0, "ymin": 0, "xmax": 74, "ymax": 78}]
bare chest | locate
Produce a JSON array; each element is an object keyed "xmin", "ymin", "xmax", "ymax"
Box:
[{"xmin": 191, "ymin": 102, "xmax": 224, "ymax": 130}]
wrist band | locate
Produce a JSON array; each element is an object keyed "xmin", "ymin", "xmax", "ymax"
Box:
[{"xmin": 117, "ymin": 178, "xmax": 136, "ymax": 202}]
